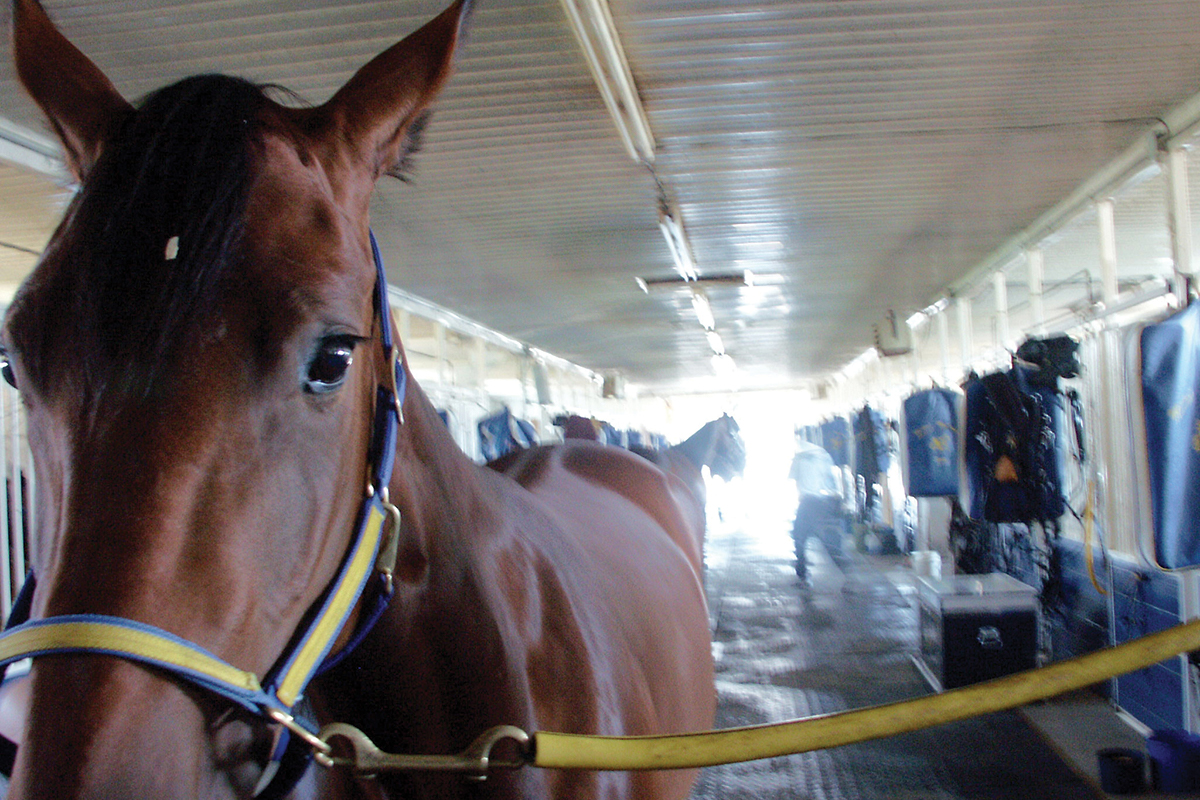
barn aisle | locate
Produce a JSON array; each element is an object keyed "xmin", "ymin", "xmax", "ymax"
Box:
[{"xmin": 692, "ymin": 519, "xmax": 1103, "ymax": 800}]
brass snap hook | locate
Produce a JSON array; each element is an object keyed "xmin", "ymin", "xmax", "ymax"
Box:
[{"xmin": 318, "ymin": 722, "xmax": 530, "ymax": 781}]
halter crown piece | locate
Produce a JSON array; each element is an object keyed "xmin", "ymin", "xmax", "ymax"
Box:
[{"xmin": 0, "ymin": 231, "xmax": 406, "ymax": 799}]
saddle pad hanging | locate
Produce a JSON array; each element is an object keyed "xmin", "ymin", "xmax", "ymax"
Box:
[
  {"xmin": 477, "ymin": 407, "xmax": 536, "ymax": 461},
  {"xmin": 1137, "ymin": 301, "xmax": 1200, "ymax": 570},
  {"xmin": 853, "ymin": 406, "xmax": 891, "ymax": 477},
  {"xmin": 902, "ymin": 388, "xmax": 961, "ymax": 497},
  {"xmin": 963, "ymin": 368, "xmax": 1066, "ymax": 523},
  {"xmin": 819, "ymin": 417, "xmax": 851, "ymax": 468}
]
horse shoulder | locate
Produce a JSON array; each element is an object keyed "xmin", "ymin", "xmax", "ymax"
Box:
[
  {"xmin": 487, "ymin": 444, "xmax": 713, "ymax": 723},
  {"xmin": 467, "ymin": 458, "xmax": 712, "ymax": 800}
]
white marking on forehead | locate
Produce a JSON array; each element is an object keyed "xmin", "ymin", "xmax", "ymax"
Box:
[{"xmin": 165, "ymin": 236, "xmax": 180, "ymax": 261}]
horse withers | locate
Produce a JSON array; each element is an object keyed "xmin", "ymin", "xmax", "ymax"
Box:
[{"xmin": 2, "ymin": 1, "xmax": 714, "ymax": 798}]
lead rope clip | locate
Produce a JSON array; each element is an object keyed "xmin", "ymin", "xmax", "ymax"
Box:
[{"xmin": 318, "ymin": 722, "xmax": 530, "ymax": 782}]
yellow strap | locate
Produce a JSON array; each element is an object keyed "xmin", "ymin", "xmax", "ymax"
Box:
[
  {"xmin": 0, "ymin": 620, "xmax": 262, "ymax": 694},
  {"xmin": 533, "ymin": 617, "xmax": 1200, "ymax": 771},
  {"xmin": 274, "ymin": 501, "xmax": 387, "ymax": 707}
]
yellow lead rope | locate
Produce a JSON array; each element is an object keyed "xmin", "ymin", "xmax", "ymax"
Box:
[{"xmin": 532, "ymin": 617, "xmax": 1200, "ymax": 771}]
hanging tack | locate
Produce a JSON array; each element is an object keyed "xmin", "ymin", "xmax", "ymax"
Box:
[{"xmin": 164, "ymin": 236, "xmax": 180, "ymax": 261}]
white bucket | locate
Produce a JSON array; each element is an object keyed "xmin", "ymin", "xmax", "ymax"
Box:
[{"xmin": 911, "ymin": 550, "xmax": 942, "ymax": 580}]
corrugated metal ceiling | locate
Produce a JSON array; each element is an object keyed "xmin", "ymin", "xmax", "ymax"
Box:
[{"xmin": 2, "ymin": 0, "xmax": 1200, "ymax": 393}]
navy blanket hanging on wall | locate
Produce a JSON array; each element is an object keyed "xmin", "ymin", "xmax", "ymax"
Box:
[
  {"xmin": 903, "ymin": 388, "xmax": 960, "ymax": 497},
  {"xmin": 820, "ymin": 417, "xmax": 852, "ymax": 468},
  {"xmin": 478, "ymin": 407, "xmax": 538, "ymax": 462},
  {"xmin": 1139, "ymin": 301, "xmax": 1200, "ymax": 570},
  {"xmin": 964, "ymin": 367, "xmax": 1065, "ymax": 523},
  {"xmin": 853, "ymin": 406, "xmax": 891, "ymax": 478}
]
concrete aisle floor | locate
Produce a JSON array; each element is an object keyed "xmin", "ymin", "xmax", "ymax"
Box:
[{"xmin": 691, "ymin": 518, "xmax": 1163, "ymax": 800}]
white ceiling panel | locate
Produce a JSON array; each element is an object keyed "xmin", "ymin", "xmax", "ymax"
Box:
[{"xmin": 2, "ymin": 0, "xmax": 1200, "ymax": 391}]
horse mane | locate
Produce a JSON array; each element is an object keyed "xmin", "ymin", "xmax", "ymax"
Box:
[{"xmin": 13, "ymin": 74, "xmax": 269, "ymax": 399}]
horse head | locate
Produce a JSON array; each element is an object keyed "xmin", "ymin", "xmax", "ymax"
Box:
[
  {"xmin": 3, "ymin": 0, "xmax": 468, "ymax": 796},
  {"xmin": 706, "ymin": 414, "xmax": 746, "ymax": 482}
]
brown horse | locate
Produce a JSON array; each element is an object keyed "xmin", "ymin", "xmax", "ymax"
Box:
[{"xmin": 1, "ymin": 1, "xmax": 714, "ymax": 798}]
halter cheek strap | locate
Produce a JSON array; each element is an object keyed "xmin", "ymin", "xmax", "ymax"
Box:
[{"xmin": 0, "ymin": 231, "xmax": 405, "ymax": 798}]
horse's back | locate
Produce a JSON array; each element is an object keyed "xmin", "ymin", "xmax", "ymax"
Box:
[
  {"xmin": 502, "ymin": 442, "xmax": 703, "ymax": 575},
  {"xmin": 493, "ymin": 442, "xmax": 714, "ymax": 799}
]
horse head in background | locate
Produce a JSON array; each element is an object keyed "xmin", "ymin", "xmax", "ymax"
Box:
[
  {"xmin": 684, "ymin": 413, "xmax": 747, "ymax": 482},
  {"xmin": 2, "ymin": 1, "xmax": 714, "ymax": 797}
]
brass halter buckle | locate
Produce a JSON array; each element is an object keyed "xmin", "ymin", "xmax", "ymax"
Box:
[
  {"xmin": 316, "ymin": 722, "xmax": 531, "ymax": 782},
  {"xmin": 385, "ymin": 345, "xmax": 404, "ymax": 424}
]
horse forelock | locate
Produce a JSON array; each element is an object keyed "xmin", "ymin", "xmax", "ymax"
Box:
[{"xmin": 10, "ymin": 74, "xmax": 273, "ymax": 400}]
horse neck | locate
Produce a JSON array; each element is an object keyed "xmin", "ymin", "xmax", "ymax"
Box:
[
  {"xmin": 388, "ymin": 376, "xmax": 492, "ymax": 566},
  {"xmin": 673, "ymin": 422, "xmax": 716, "ymax": 470},
  {"xmin": 314, "ymin": 373, "xmax": 529, "ymax": 759}
]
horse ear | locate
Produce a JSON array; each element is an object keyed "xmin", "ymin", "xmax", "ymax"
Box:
[
  {"xmin": 11, "ymin": 0, "xmax": 133, "ymax": 181},
  {"xmin": 316, "ymin": 0, "xmax": 470, "ymax": 181}
]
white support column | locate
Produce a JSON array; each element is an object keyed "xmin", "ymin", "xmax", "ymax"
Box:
[
  {"xmin": 1094, "ymin": 198, "xmax": 1127, "ymax": 708},
  {"xmin": 472, "ymin": 338, "xmax": 486, "ymax": 392},
  {"xmin": 397, "ymin": 307, "xmax": 411, "ymax": 347},
  {"xmin": 1166, "ymin": 146, "xmax": 1194, "ymax": 302},
  {"xmin": 435, "ymin": 322, "xmax": 447, "ymax": 386},
  {"xmin": 21, "ymin": 416, "xmax": 33, "ymax": 598},
  {"xmin": 7, "ymin": 399, "xmax": 23, "ymax": 604},
  {"xmin": 955, "ymin": 296, "xmax": 973, "ymax": 373},
  {"xmin": 520, "ymin": 353, "xmax": 531, "ymax": 416},
  {"xmin": 1097, "ymin": 197, "xmax": 1119, "ymax": 304},
  {"xmin": 1027, "ymin": 248, "xmax": 1046, "ymax": 336},
  {"xmin": 937, "ymin": 310, "xmax": 951, "ymax": 385},
  {"xmin": 0, "ymin": 386, "xmax": 11, "ymax": 617},
  {"xmin": 993, "ymin": 271, "xmax": 1010, "ymax": 353}
]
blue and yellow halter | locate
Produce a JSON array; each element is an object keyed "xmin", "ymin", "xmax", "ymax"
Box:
[{"xmin": 0, "ymin": 231, "xmax": 406, "ymax": 798}]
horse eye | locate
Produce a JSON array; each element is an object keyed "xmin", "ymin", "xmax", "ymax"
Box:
[
  {"xmin": 0, "ymin": 353, "xmax": 15, "ymax": 389},
  {"xmin": 305, "ymin": 339, "xmax": 355, "ymax": 394}
]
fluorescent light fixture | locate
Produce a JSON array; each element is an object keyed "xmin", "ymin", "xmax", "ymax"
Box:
[
  {"xmin": 711, "ymin": 353, "xmax": 737, "ymax": 376},
  {"xmin": 706, "ymin": 330, "xmax": 725, "ymax": 355},
  {"xmin": 559, "ymin": 0, "xmax": 655, "ymax": 163},
  {"xmin": 0, "ymin": 115, "xmax": 67, "ymax": 181},
  {"xmin": 691, "ymin": 288, "xmax": 715, "ymax": 330},
  {"xmin": 907, "ymin": 297, "xmax": 951, "ymax": 330},
  {"xmin": 842, "ymin": 347, "xmax": 878, "ymax": 379},
  {"xmin": 658, "ymin": 199, "xmax": 698, "ymax": 281},
  {"xmin": 635, "ymin": 270, "xmax": 750, "ymax": 291}
]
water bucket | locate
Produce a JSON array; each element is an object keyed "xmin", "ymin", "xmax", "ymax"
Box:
[
  {"xmin": 1148, "ymin": 729, "xmax": 1200, "ymax": 792},
  {"xmin": 1096, "ymin": 748, "xmax": 1145, "ymax": 794},
  {"xmin": 912, "ymin": 550, "xmax": 942, "ymax": 580}
]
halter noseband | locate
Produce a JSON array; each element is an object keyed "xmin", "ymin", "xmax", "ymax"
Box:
[{"xmin": 0, "ymin": 231, "xmax": 406, "ymax": 798}]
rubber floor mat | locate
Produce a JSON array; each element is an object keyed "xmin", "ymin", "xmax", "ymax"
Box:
[{"xmin": 692, "ymin": 525, "xmax": 1101, "ymax": 800}]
